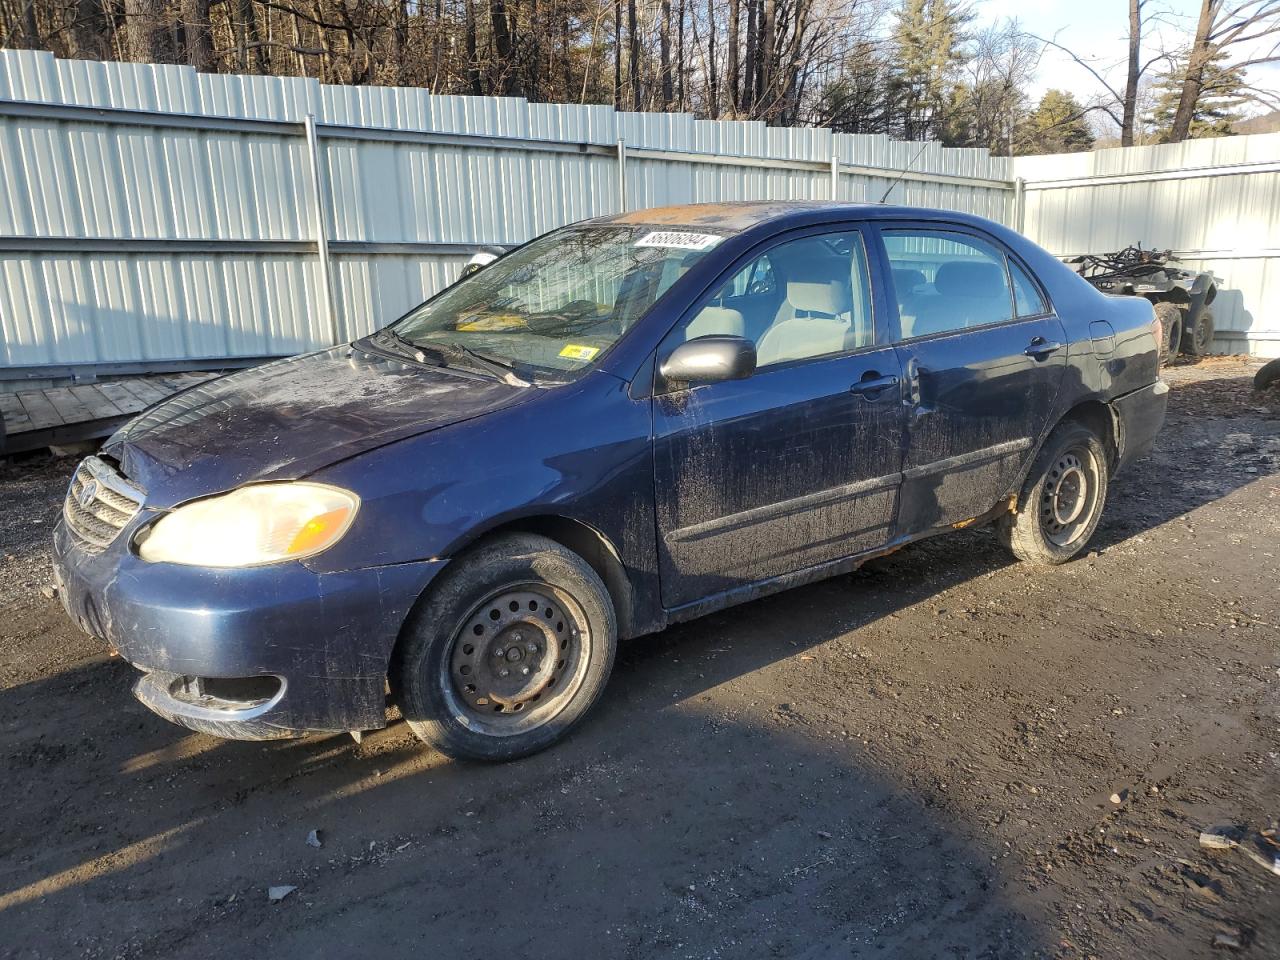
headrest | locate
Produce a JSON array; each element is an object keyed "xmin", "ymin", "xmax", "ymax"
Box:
[
  {"xmin": 892, "ymin": 268, "xmax": 927, "ymax": 294},
  {"xmin": 686, "ymin": 305, "xmax": 745, "ymax": 340},
  {"xmin": 935, "ymin": 261, "xmax": 1006, "ymax": 299},
  {"xmin": 787, "ymin": 280, "xmax": 851, "ymax": 317}
]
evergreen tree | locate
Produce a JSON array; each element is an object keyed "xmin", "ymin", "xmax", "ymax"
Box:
[
  {"xmin": 1148, "ymin": 48, "xmax": 1247, "ymax": 140},
  {"xmin": 887, "ymin": 0, "xmax": 972, "ymax": 141},
  {"xmin": 1015, "ymin": 89, "xmax": 1095, "ymax": 155}
]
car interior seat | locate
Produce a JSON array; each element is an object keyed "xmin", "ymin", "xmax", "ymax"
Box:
[
  {"xmin": 892, "ymin": 268, "xmax": 927, "ymax": 338},
  {"xmin": 910, "ymin": 261, "xmax": 1010, "ymax": 336},
  {"xmin": 756, "ymin": 256, "xmax": 856, "ymax": 366},
  {"xmin": 683, "ymin": 305, "xmax": 746, "ymax": 341}
]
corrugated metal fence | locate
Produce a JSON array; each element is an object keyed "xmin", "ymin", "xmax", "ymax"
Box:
[
  {"xmin": 1016, "ymin": 136, "xmax": 1280, "ymax": 357},
  {"xmin": 0, "ymin": 50, "xmax": 1013, "ymax": 376},
  {"xmin": 0, "ymin": 49, "xmax": 1276, "ymax": 377}
]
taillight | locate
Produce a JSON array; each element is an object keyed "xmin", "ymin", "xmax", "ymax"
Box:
[{"xmin": 1152, "ymin": 311, "xmax": 1163, "ymax": 368}]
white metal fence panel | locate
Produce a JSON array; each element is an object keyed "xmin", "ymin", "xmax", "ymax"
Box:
[
  {"xmin": 0, "ymin": 50, "xmax": 1020, "ymax": 375},
  {"xmin": 1013, "ymin": 135, "xmax": 1280, "ymax": 356},
  {"xmin": 8, "ymin": 50, "xmax": 1276, "ymax": 373}
]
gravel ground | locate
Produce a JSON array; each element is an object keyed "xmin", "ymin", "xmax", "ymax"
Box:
[{"xmin": 0, "ymin": 357, "xmax": 1277, "ymax": 959}]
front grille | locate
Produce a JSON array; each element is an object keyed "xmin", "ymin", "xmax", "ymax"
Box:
[{"xmin": 64, "ymin": 456, "xmax": 146, "ymax": 550}]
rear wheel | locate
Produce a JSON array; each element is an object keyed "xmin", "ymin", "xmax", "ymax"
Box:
[
  {"xmin": 1152, "ymin": 302, "xmax": 1182, "ymax": 363},
  {"xmin": 996, "ymin": 421, "xmax": 1109, "ymax": 566},
  {"xmin": 391, "ymin": 534, "xmax": 617, "ymax": 761},
  {"xmin": 1182, "ymin": 309, "xmax": 1215, "ymax": 357}
]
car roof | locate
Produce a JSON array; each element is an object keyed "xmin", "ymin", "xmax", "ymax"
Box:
[{"xmin": 589, "ymin": 200, "xmax": 1000, "ymax": 234}]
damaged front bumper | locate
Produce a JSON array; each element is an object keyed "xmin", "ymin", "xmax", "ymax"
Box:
[{"xmin": 52, "ymin": 519, "xmax": 444, "ymax": 740}]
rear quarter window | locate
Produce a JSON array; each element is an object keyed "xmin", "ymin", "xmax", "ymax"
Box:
[{"xmin": 1010, "ymin": 260, "xmax": 1049, "ymax": 317}]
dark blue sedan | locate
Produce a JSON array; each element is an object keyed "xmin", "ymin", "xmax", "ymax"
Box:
[{"xmin": 52, "ymin": 202, "xmax": 1168, "ymax": 760}]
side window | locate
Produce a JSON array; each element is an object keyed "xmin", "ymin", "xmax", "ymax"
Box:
[
  {"xmin": 884, "ymin": 230, "xmax": 1014, "ymax": 339},
  {"xmin": 1010, "ymin": 259, "xmax": 1048, "ymax": 317},
  {"xmin": 679, "ymin": 231, "xmax": 875, "ymax": 368}
]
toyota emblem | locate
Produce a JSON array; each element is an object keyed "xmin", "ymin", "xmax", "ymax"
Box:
[{"xmin": 77, "ymin": 479, "xmax": 99, "ymax": 508}]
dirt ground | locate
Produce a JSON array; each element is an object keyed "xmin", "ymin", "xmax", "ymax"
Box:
[{"xmin": 1, "ymin": 357, "xmax": 1277, "ymax": 960}]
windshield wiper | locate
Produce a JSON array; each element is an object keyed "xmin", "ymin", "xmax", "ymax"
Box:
[
  {"xmin": 435, "ymin": 342, "xmax": 531, "ymax": 387},
  {"xmin": 378, "ymin": 328, "xmax": 531, "ymax": 387},
  {"xmin": 378, "ymin": 327, "xmax": 440, "ymax": 363}
]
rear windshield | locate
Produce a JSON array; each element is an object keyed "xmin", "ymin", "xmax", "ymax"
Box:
[{"xmin": 391, "ymin": 224, "xmax": 729, "ymax": 379}]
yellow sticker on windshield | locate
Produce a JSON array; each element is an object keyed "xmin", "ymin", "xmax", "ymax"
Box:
[
  {"xmin": 456, "ymin": 313, "xmax": 527, "ymax": 332},
  {"xmin": 559, "ymin": 344, "xmax": 600, "ymax": 362}
]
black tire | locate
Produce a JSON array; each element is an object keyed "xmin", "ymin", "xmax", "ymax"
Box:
[
  {"xmin": 1152, "ymin": 301, "xmax": 1181, "ymax": 363},
  {"xmin": 1182, "ymin": 309, "xmax": 1215, "ymax": 357},
  {"xmin": 996, "ymin": 421, "xmax": 1110, "ymax": 566},
  {"xmin": 391, "ymin": 533, "xmax": 617, "ymax": 761},
  {"xmin": 1255, "ymin": 357, "xmax": 1280, "ymax": 393}
]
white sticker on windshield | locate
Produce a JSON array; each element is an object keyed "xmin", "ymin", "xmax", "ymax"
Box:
[{"xmin": 635, "ymin": 231, "xmax": 724, "ymax": 251}]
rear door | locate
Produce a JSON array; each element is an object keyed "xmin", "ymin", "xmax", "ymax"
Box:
[
  {"xmin": 875, "ymin": 225, "xmax": 1068, "ymax": 533},
  {"xmin": 652, "ymin": 227, "xmax": 907, "ymax": 609}
]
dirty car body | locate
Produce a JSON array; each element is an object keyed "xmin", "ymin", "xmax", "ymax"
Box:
[{"xmin": 52, "ymin": 202, "xmax": 1167, "ymax": 752}]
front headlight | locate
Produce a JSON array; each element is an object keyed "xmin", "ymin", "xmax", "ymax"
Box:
[{"xmin": 137, "ymin": 482, "xmax": 359, "ymax": 567}]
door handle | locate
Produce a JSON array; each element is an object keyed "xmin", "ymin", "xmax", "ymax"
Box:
[
  {"xmin": 1024, "ymin": 337, "xmax": 1063, "ymax": 360},
  {"xmin": 850, "ymin": 373, "xmax": 899, "ymax": 398}
]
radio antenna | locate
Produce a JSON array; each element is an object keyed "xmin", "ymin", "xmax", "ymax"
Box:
[{"xmin": 878, "ymin": 141, "xmax": 930, "ymax": 204}]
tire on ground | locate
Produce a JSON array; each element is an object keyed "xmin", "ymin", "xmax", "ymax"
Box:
[
  {"xmin": 391, "ymin": 533, "xmax": 617, "ymax": 761},
  {"xmin": 1256, "ymin": 357, "xmax": 1280, "ymax": 393},
  {"xmin": 1152, "ymin": 301, "xmax": 1182, "ymax": 362},
  {"xmin": 1182, "ymin": 309, "xmax": 1215, "ymax": 357},
  {"xmin": 996, "ymin": 420, "xmax": 1110, "ymax": 566}
]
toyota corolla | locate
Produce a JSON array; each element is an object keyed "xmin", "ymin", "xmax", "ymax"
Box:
[{"xmin": 52, "ymin": 201, "xmax": 1167, "ymax": 760}]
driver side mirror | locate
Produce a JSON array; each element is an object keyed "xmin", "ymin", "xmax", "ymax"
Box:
[{"xmin": 659, "ymin": 335, "xmax": 757, "ymax": 387}]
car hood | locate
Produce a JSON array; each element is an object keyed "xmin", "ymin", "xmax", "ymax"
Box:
[{"xmin": 105, "ymin": 344, "xmax": 533, "ymax": 508}]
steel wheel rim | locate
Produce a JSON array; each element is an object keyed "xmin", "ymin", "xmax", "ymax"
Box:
[
  {"xmin": 439, "ymin": 582, "xmax": 591, "ymax": 737},
  {"xmin": 1041, "ymin": 447, "xmax": 1100, "ymax": 547}
]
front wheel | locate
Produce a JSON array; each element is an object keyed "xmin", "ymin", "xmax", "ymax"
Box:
[
  {"xmin": 996, "ymin": 422, "xmax": 1110, "ymax": 566},
  {"xmin": 391, "ymin": 533, "xmax": 617, "ymax": 761}
]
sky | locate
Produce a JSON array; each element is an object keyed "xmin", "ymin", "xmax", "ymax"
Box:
[{"xmin": 973, "ymin": 0, "xmax": 1280, "ymax": 118}]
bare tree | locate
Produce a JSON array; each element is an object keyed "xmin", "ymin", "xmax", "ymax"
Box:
[
  {"xmin": 1121, "ymin": 0, "xmax": 1146, "ymax": 145},
  {"xmin": 626, "ymin": 0, "xmax": 638, "ymax": 108},
  {"xmin": 1029, "ymin": 26, "xmax": 1171, "ymax": 144},
  {"xmin": 5, "ymin": 0, "xmax": 1266, "ymax": 150},
  {"xmin": 659, "ymin": 0, "xmax": 671, "ymax": 107},
  {"xmin": 1170, "ymin": 0, "xmax": 1280, "ymax": 141},
  {"xmin": 947, "ymin": 21, "xmax": 1040, "ymax": 154},
  {"xmin": 180, "ymin": 0, "xmax": 213, "ymax": 69},
  {"xmin": 124, "ymin": 0, "xmax": 169, "ymax": 61}
]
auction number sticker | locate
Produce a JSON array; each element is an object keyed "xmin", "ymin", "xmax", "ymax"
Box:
[
  {"xmin": 634, "ymin": 231, "xmax": 724, "ymax": 251},
  {"xmin": 559, "ymin": 344, "xmax": 601, "ymax": 361}
]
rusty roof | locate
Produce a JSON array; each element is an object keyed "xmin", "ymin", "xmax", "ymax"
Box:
[{"xmin": 593, "ymin": 200, "xmax": 842, "ymax": 232}]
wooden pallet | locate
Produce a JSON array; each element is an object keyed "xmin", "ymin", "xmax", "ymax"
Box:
[{"xmin": 0, "ymin": 372, "xmax": 220, "ymax": 454}]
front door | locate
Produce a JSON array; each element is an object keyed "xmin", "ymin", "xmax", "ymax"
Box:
[
  {"xmin": 877, "ymin": 226, "xmax": 1069, "ymax": 533},
  {"xmin": 652, "ymin": 228, "xmax": 907, "ymax": 609}
]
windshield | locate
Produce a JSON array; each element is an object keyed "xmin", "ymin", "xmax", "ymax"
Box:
[{"xmin": 390, "ymin": 224, "xmax": 728, "ymax": 379}]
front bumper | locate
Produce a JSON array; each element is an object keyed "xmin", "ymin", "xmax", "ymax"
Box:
[
  {"xmin": 52, "ymin": 519, "xmax": 444, "ymax": 739},
  {"xmin": 1113, "ymin": 379, "xmax": 1169, "ymax": 472}
]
